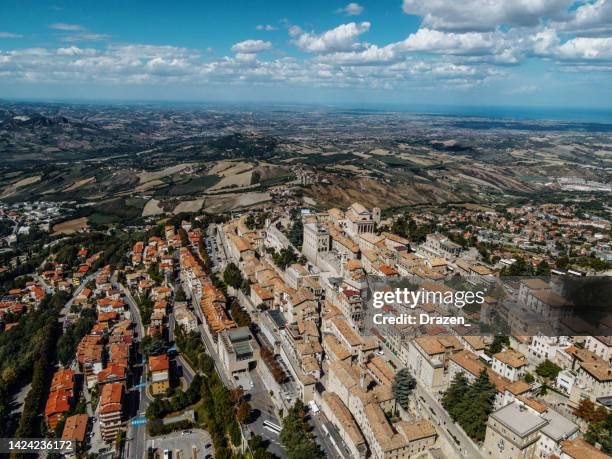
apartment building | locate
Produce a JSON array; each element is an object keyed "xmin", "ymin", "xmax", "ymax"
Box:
[
  {"xmin": 492, "ymin": 350, "xmax": 528, "ymax": 382},
  {"xmin": 584, "ymin": 336, "xmax": 612, "ymax": 364},
  {"xmin": 99, "ymin": 382, "xmax": 123, "ymax": 443},
  {"xmin": 569, "ymin": 359, "xmax": 612, "ymax": 405}
]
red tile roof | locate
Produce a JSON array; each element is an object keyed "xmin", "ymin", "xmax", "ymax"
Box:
[{"xmin": 149, "ymin": 354, "xmax": 170, "ymax": 373}]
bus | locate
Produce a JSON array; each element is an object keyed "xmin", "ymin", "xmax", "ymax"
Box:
[{"xmin": 263, "ymin": 420, "xmax": 282, "ymax": 434}]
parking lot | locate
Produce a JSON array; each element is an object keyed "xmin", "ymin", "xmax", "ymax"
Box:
[{"xmin": 147, "ymin": 429, "xmax": 214, "ymax": 459}]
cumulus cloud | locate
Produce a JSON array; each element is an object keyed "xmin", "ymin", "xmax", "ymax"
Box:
[
  {"xmin": 402, "ymin": 0, "xmax": 572, "ymax": 31},
  {"xmin": 558, "ymin": 0, "xmax": 612, "ymax": 36},
  {"xmin": 0, "ymin": 41, "xmax": 502, "ymax": 90},
  {"xmin": 3, "ymin": 1, "xmax": 612, "ymax": 94},
  {"xmin": 231, "ymin": 39, "xmax": 272, "ymax": 53},
  {"xmin": 292, "ymin": 22, "xmax": 370, "ymax": 53},
  {"xmin": 336, "ymin": 3, "xmax": 364, "ymax": 16},
  {"xmin": 556, "ymin": 36, "xmax": 612, "ymax": 60},
  {"xmin": 395, "ymin": 28, "xmax": 496, "ymax": 55}
]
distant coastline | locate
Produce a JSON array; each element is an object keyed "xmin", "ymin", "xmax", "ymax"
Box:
[{"xmin": 2, "ymin": 97, "xmax": 612, "ymax": 125}]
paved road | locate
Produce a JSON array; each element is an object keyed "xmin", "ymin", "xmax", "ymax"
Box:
[{"xmin": 116, "ymin": 281, "xmax": 150, "ymax": 459}]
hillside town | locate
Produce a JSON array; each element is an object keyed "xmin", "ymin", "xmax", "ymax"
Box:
[{"xmin": 0, "ymin": 198, "xmax": 610, "ymax": 459}]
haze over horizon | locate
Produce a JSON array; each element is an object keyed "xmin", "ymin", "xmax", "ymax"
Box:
[{"xmin": 2, "ymin": 0, "xmax": 612, "ymax": 109}]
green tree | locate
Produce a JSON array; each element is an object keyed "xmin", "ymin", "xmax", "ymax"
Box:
[
  {"xmin": 442, "ymin": 373, "xmax": 470, "ymax": 421},
  {"xmin": 502, "ymin": 257, "xmax": 533, "ymax": 275},
  {"xmin": 488, "ymin": 336, "xmax": 509, "ymax": 355},
  {"xmin": 585, "ymin": 412, "xmax": 612, "ymax": 454},
  {"xmin": 280, "ymin": 401, "xmax": 325, "ymax": 459},
  {"xmin": 535, "ymin": 260, "xmax": 551, "ymax": 275},
  {"xmin": 223, "ymin": 263, "xmax": 243, "ymax": 289},
  {"xmin": 535, "ymin": 359, "xmax": 562, "ymax": 380},
  {"xmin": 556, "ymin": 256, "xmax": 570, "ymax": 270},
  {"xmin": 141, "ymin": 333, "xmax": 165, "ymax": 357},
  {"xmin": 441, "ymin": 370, "xmax": 496, "ymax": 442},
  {"xmin": 393, "ymin": 368, "xmax": 416, "ymax": 411}
]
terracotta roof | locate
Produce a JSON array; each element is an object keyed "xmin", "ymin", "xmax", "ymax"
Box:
[
  {"xmin": 414, "ymin": 336, "xmax": 446, "ymax": 356},
  {"xmin": 62, "ymin": 414, "xmax": 89, "ymax": 442},
  {"xmin": 50, "ymin": 368, "xmax": 75, "ymax": 393},
  {"xmin": 100, "ymin": 382, "xmax": 123, "ymax": 414},
  {"xmin": 493, "ymin": 350, "xmax": 527, "ymax": 368},
  {"xmin": 98, "ymin": 364, "xmax": 127, "ymax": 383},
  {"xmin": 579, "ymin": 361, "xmax": 612, "ymax": 382},
  {"xmin": 149, "ymin": 354, "xmax": 170, "ymax": 373},
  {"xmin": 517, "ymin": 396, "xmax": 547, "ymax": 413},
  {"xmin": 560, "ymin": 439, "xmax": 611, "ymax": 459},
  {"xmin": 397, "ymin": 419, "xmax": 437, "ymax": 442},
  {"xmin": 45, "ymin": 389, "xmax": 71, "ymax": 417}
]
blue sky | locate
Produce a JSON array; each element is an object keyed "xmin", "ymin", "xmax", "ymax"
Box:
[{"xmin": 1, "ymin": 0, "xmax": 612, "ymax": 108}]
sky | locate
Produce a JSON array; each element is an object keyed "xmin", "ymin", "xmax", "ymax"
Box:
[{"xmin": 1, "ymin": 0, "xmax": 612, "ymax": 108}]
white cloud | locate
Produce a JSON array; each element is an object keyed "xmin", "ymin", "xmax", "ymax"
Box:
[
  {"xmin": 557, "ymin": 36, "xmax": 612, "ymax": 60},
  {"xmin": 402, "ymin": 0, "xmax": 572, "ymax": 31},
  {"xmin": 559, "ymin": 0, "xmax": 612, "ymax": 36},
  {"xmin": 292, "ymin": 22, "xmax": 370, "ymax": 53},
  {"xmin": 256, "ymin": 24, "xmax": 277, "ymax": 31},
  {"xmin": 395, "ymin": 28, "xmax": 496, "ymax": 55},
  {"xmin": 56, "ymin": 46, "xmax": 97, "ymax": 56},
  {"xmin": 0, "ymin": 32, "xmax": 23, "ymax": 38},
  {"xmin": 49, "ymin": 23, "xmax": 84, "ymax": 31},
  {"xmin": 530, "ymin": 28, "xmax": 560, "ymax": 56},
  {"xmin": 315, "ymin": 44, "xmax": 398, "ymax": 65},
  {"xmin": 288, "ymin": 25, "xmax": 303, "ymax": 37},
  {"xmin": 231, "ymin": 39, "xmax": 272, "ymax": 54},
  {"xmin": 336, "ymin": 3, "xmax": 364, "ymax": 16}
]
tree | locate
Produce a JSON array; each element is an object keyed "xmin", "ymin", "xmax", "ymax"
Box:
[
  {"xmin": 585, "ymin": 412, "xmax": 612, "ymax": 454},
  {"xmin": 556, "ymin": 256, "xmax": 570, "ymax": 270},
  {"xmin": 229, "ymin": 387, "xmax": 244, "ymax": 404},
  {"xmin": 441, "ymin": 370, "xmax": 496, "ymax": 442},
  {"xmin": 141, "ymin": 333, "xmax": 165, "ymax": 357},
  {"xmin": 442, "ymin": 373, "xmax": 469, "ymax": 420},
  {"xmin": 280, "ymin": 401, "xmax": 325, "ymax": 459},
  {"xmin": 535, "ymin": 260, "xmax": 550, "ymax": 275},
  {"xmin": 393, "ymin": 368, "xmax": 416, "ymax": 410},
  {"xmin": 175, "ymin": 285, "xmax": 186, "ymax": 302},
  {"xmin": 245, "ymin": 214, "xmax": 256, "ymax": 230},
  {"xmin": 536, "ymin": 359, "xmax": 562, "ymax": 380},
  {"xmin": 524, "ymin": 372, "xmax": 535, "ymax": 384},
  {"xmin": 223, "ymin": 263, "xmax": 243, "ymax": 289},
  {"xmin": 488, "ymin": 336, "xmax": 509, "ymax": 355},
  {"xmin": 272, "ymin": 248, "xmax": 298, "ymax": 269},
  {"xmin": 574, "ymin": 399, "xmax": 598, "ymax": 422},
  {"xmin": 236, "ymin": 401, "xmax": 251, "ymax": 424},
  {"xmin": 502, "ymin": 257, "xmax": 533, "ymax": 276},
  {"xmin": 288, "ymin": 218, "xmax": 303, "ymax": 250}
]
